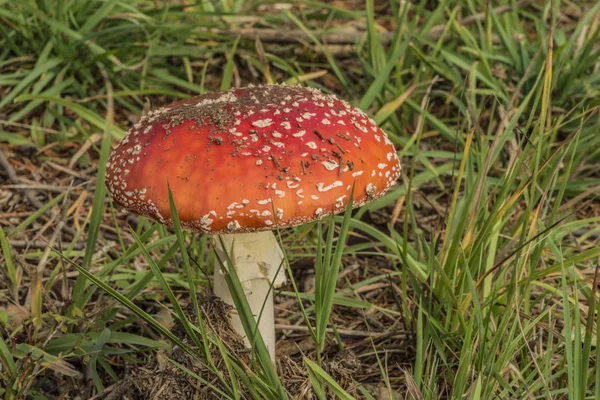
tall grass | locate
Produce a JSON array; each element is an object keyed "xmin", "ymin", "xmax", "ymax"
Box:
[{"xmin": 1, "ymin": 0, "xmax": 599, "ymax": 399}]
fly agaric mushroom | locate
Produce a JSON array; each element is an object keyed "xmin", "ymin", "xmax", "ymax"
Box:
[{"xmin": 105, "ymin": 84, "xmax": 401, "ymax": 361}]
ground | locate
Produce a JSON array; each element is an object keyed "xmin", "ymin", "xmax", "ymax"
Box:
[{"xmin": 1, "ymin": 1, "xmax": 599, "ymax": 399}]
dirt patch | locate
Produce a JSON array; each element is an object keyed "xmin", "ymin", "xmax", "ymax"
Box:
[
  {"xmin": 106, "ymin": 294, "xmax": 364, "ymax": 399},
  {"xmin": 106, "ymin": 295, "xmax": 248, "ymax": 399}
]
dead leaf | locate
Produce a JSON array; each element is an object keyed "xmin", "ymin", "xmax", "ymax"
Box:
[{"xmin": 0, "ymin": 303, "xmax": 29, "ymax": 328}]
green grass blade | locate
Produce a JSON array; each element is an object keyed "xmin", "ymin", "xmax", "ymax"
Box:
[
  {"xmin": 14, "ymin": 95, "xmax": 125, "ymax": 138},
  {"xmin": 220, "ymin": 36, "xmax": 241, "ymax": 91},
  {"xmin": 166, "ymin": 184, "xmax": 212, "ymax": 361},
  {"xmin": 72, "ymin": 112, "xmax": 114, "ymax": 309},
  {"xmin": 304, "ymin": 358, "xmax": 355, "ymax": 400},
  {"xmin": 213, "ymin": 241, "xmax": 286, "ymax": 399},
  {"xmin": 131, "ymin": 230, "xmax": 204, "ymax": 350},
  {"xmin": 315, "ymin": 191, "xmax": 354, "ymax": 354},
  {"xmin": 0, "ymin": 332, "xmax": 17, "ymax": 376},
  {"xmin": 0, "ymin": 227, "xmax": 19, "ymax": 298},
  {"xmin": 7, "ymin": 192, "xmax": 65, "ymax": 239}
]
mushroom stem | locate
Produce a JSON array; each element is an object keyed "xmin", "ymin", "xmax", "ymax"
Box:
[{"xmin": 213, "ymin": 231, "xmax": 286, "ymax": 362}]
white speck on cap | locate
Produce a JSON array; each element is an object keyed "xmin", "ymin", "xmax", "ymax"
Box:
[
  {"xmin": 316, "ymin": 181, "xmax": 343, "ymax": 192},
  {"xmin": 321, "ymin": 160, "xmax": 339, "ymax": 171},
  {"xmin": 366, "ymin": 183, "xmax": 376, "ymax": 197},
  {"xmin": 252, "ymin": 119, "xmax": 273, "ymax": 128},
  {"xmin": 227, "ymin": 220, "xmax": 241, "ymax": 231}
]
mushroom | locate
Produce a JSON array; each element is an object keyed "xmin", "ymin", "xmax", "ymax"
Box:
[{"xmin": 105, "ymin": 84, "xmax": 401, "ymax": 361}]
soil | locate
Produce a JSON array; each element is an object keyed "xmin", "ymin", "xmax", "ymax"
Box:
[{"xmin": 106, "ymin": 295, "xmax": 362, "ymax": 399}]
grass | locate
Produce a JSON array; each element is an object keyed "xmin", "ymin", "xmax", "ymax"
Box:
[{"xmin": 1, "ymin": 0, "xmax": 599, "ymax": 398}]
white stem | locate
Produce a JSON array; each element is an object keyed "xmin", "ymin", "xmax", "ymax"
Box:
[{"xmin": 212, "ymin": 231, "xmax": 286, "ymax": 361}]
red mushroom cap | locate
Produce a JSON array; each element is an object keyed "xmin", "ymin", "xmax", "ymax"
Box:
[{"xmin": 105, "ymin": 84, "xmax": 401, "ymax": 233}]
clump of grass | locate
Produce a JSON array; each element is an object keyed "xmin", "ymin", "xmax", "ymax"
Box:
[{"xmin": 1, "ymin": 1, "xmax": 599, "ymax": 399}]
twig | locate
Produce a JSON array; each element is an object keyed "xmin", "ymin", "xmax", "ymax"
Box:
[
  {"xmin": 36, "ymin": 185, "xmax": 71, "ymax": 274},
  {"xmin": 0, "ymin": 147, "xmax": 45, "ymax": 209},
  {"xmin": 1, "ymin": 183, "xmax": 71, "ymax": 192},
  {"xmin": 69, "ymin": 133, "xmax": 102, "ymax": 169},
  {"xmin": 45, "ymin": 160, "xmax": 87, "ymax": 179},
  {"xmin": 9, "ymin": 240, "xmax": 85, "ymax": 250},
  {"xmin": 572, "ymin": 228, "xmax": 600, "ymax": 241},
  {"xmin": 275, "ymin": 323, "xmax": 411, "ymax": 340},
  {"xmin": 0, "ymin": 147, "xmax": 79, "ymax": 238},
  {"xmin": 0, "ymin": 119, "xmax": 61, "ymax": 134},
  {"xmin": 101, "ymin": 382, "xmax": 129, "ymax": 400},
  {"xmin": 210, "ymin": 0, "xmax": 535, "ymax": 46}
]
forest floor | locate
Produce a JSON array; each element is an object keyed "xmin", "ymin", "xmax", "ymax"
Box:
[{"xmin": 1, "ymin": 1, "xmax": 600, "ymax": 399}]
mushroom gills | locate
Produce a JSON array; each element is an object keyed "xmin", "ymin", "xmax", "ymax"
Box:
[{"xmin": 212, "ymin": 230, "xmax": 286, "ymax": 361}]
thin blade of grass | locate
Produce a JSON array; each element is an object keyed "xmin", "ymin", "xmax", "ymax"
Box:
[
  {"xmin": 0, "ymin": 227, "xmax": 19, "ymax": 298},
  {"xmin": 304, "ymin": 358, "xmax": 355, "ymax": 400},
  {"xmin": 167, "ymin": 184, "xmax": 212, "ymax": 361},
  {"xmin": 131, "ymin": 230, "xmax": 203, "ymax": 350},
  {"xmin": 213, "ymin": 240, "xmax": 286, "ymax": 399},
  {"xmin": 315, "ymin": 189, "xmax": 354, "ymax": 355},
  {"xmin": 220, "ymin": 36, "xmax": 241, "ymax": 91}
]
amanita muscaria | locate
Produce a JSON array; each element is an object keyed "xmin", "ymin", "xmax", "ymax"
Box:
[{"xmin": 105, "ymin": 84, "xmax": 401, "ymax": 361}]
